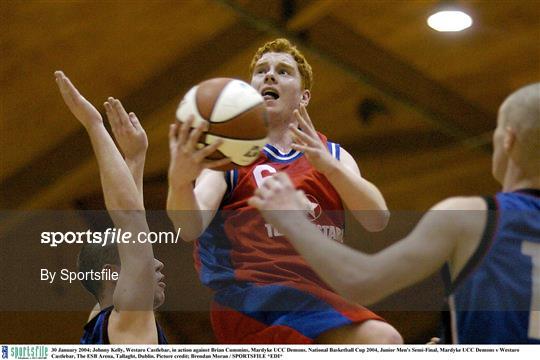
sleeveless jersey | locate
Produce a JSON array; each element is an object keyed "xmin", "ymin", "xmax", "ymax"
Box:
[
  {"xmin": 195, "ymin": 134, "xmax": 344, "ymax": 292},
  {"xmin": 81, "ymin": 306, "xmax": 168, "ymax": 344},
  {"xmin": 444, "ymin": 189, "xmax": 540, "ymax": 344}
]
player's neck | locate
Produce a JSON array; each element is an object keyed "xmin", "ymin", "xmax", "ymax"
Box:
[
  {"xmin": 268, "ymin": 131, "xmax": 293, "ymax": 153},
  {"xmin": 267, "ymin": 114, "xmax": 297, "ymax": 153},
  {"xmin": 99, "ymin": 292, "xmax": 114, "ymax": 310},
  {"xmin": 502, "ymin": 164, "xmax": 540, "ymax": 192}
]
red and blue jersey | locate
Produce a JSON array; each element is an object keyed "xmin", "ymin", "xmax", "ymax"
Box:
[
  {"xmin": 195, "ymin": 134, "xmax": 384, "ymax": 343},
  {"xmin": 195, "ymin": 133, "xmax": 344, "ymax": 291}
]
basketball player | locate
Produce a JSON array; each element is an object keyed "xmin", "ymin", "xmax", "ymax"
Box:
[
  {"xmin": 167, "ymin": 39, "xmax": 402, "ymax": 344},
  {"xmin": 249, "ymin": 83, "xmax": 540, "ymax": 344},
  {"xmin": 55, "ymin": 71, "xmax": 167, "ymax": 344}
]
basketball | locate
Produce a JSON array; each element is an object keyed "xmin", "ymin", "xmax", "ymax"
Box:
[{"xmin": 176, "ymin": 78, "xmax": 268, "ymax": 170}]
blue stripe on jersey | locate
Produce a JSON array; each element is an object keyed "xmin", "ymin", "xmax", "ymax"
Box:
[
  {"xmin": 326, "ymin": 142, "xmax": 341, "ymax": 160},
  {"xmin": 448, "ymin": 190, "xmax": 540, "ymax": 344},
  {"xmin": 224, "ymin": 169, "xmax": 239, "ymax": 198},
  {"xmin": 263, "ymin": 144, "xmax": 303, "ymax": 163},
  {"xmin": 213, "ymin": 282, "xmax": 353, "ymax": 340}
]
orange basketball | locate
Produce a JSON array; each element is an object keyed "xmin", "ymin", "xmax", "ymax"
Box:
[{"xmin": 176, "ymin": 78, "xmax": 268, "ymax": 170}]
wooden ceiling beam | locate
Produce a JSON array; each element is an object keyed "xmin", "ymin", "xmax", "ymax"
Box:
[
  {"xmin": 286, "ymin": 0, "xmax": 336, "ymax": 32},
  {"xmin": 308, "ymin": 17, "xmax": 495, "ymax": 137},
  {"xmin": 220, "ymin": 0, "xmax": 495, "ymax": 140},
  {"xmin": 1, "ymin": 21, "xmax": 264, "ymax": 209}
]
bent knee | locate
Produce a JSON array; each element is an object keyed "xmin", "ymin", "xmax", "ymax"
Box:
[
  {"xmin": 317, "ymin": 320, "xmax": 403, "ymax": 344},
  {"xmin": 355, "ymin": 320, "xmax": 403, "ymax": 344}
]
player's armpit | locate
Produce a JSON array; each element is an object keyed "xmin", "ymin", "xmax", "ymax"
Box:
[{"xmin": 108, "ymin": 310, "xmax": 158, "ymax": 344}]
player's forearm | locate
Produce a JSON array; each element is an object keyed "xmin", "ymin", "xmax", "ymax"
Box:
[
  {"xmin": 166, "ymin": 184, "xmax": 205, "ymax": 241},
  {"xmin": 86, "ymin": 125, "xmax": 142, "ymax": 211},
  {"xmin": 324, "ymin": 163, "xmax": 389, "ymax": 232},
  {"xmin": 275, "ymin": 212, "xmax": 381, "ymax": 305},
  {"xmin": 86, "ymin": 126, "xmax": 154, "ymax": 310},
  {"xmin": 125, "ymin": 154, "xmax": 146, "ymax": 204}
]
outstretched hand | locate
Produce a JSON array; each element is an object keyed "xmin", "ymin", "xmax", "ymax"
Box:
[
  {"xmin": 54, "ymin": 71, "xmax": 103, "ymax": 130},
  {"xmin": 104, "ymin": 97, "xmax": 148, "ymax": 161},
  {"xmin": 289, "ymin": 105, "xmax": 338, "ymax": 176},
  {"xmin": 168, "ymin": 117, "xmax": 231, "ymax": 189},
  {"xmin": 248, "ymin": 172, "xmax": 312, "ymax": 225}
]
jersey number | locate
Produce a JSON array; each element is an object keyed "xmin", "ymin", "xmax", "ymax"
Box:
[
  {"xmin": 522, "ymin": 241, "xmax": 540, "ymax": 340},
  {"xmin": 253, "ymin": 164, "xmax": 276, "ymax": 188}
]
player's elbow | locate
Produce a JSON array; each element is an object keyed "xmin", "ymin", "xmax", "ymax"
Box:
[
  {"xmin": 360, "ymin": 210, "xmax": 390, "ymax": 232},
  {"xmin": 337, "ymin": 265, "xmax": 383, "ymax": 306},
  {"xmin": 166, "ymin": 211, "xmax": 196, "ymax": 242}
]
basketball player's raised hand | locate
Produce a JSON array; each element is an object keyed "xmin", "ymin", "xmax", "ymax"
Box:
[
  {"xmin": 289, "ymin": 105, "xmax": 338, "ymax": 176},
  {"xmin": 168, "ymin": 117, "xmax": 230, "ymax": 189},
  {"xmin": 104, "ymin": 97, "xmax": 148, "ymax": 162},
  {"xmin": 54, "ymin": 71, "xmax": 103, "ymax": 130}
]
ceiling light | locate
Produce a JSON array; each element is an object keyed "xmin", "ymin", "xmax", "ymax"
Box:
[{"xmin": 427, "ymin": 10, "xmax": 472, "ymax": 32}]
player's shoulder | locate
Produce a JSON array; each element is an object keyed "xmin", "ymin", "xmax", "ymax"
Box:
[
  {"xmin": 423, "ymin": 197, "xmax": 488, "ymax": 238},
  {"xmin": 430, "ymin": 196, "xmax": 487, "ymax": 211}
]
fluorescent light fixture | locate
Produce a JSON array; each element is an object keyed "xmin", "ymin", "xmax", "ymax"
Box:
[{"xmin": 427, "ymin": 10, "xmax": 473, "ymax": 32}]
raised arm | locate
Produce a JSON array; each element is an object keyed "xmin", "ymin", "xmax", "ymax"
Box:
[
  {"xmin": 290, "ymin": 105, "xmax": 389, "ymax": 232},
  {"xmin": 55, "ymin": 71, "xmax": 156, "ymax": 343},
  {"xmin": 249, "ymin": 172, "xmax": 486, "ymax": 305},
  {"xmin": 166, "ymin": 118, "xmax": 230, "ymax": 241},
  {"xmin": 104, "ymin": 97, "xmax": 148, "ymax": 203}
]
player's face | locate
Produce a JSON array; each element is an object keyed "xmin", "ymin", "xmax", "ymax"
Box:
[
  {"xmin": 492, "ymin": 111, "xmax": 507, "ymax": 184},
  {"xmin": 250, "ymin": 52, "xmax": 309, "ymax": 120},
  {"xmin": 153, "ymin": 258, "xmax": 166, "ymax": 309}
]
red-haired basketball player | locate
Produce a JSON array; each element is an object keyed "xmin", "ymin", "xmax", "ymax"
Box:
[{"xmin": 167, "ymin": 39, "xmax": 402, "ymax": 344}]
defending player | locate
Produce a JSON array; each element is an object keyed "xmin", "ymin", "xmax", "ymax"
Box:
[
  {"xmin": 167, "ymin": 39, "xmax": 402, "ymax": 344},
  {"xmin": 249, "ymin": 83, "xmax": 540, "ymax": 344},
  {"xmin": 55, "ymin": 71, "xmax": 167, "ymax": 344}
]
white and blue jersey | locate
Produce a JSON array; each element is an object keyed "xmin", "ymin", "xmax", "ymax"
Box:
[{"xmin": 443, "ymin": 189, "xmax": 540, "ymax": 344}]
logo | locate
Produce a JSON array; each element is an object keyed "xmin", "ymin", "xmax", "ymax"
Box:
[
  {"xmin": 304, "ymin": 194, "xmax": 321, "ymax": 221},
  {"xmin": 8, "ymin": 346, "xmax": 47, "ymax": 359},
  {"xmin": 2, "ymin": 346, "xmax": 8, "ymax": 359}
]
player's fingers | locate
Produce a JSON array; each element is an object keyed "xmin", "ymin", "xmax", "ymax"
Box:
[
  {"xmin": 258, "ymin": 184, "xmax": 273, "ymax": 199},
  {"xmin": 299, "ymin": 105, "xmax": 316, "ymax": 130},
  {"xmin": 169, "ymin": 123, "xmax": 179, "ymax": 146},
  {"xmin": 263, "ymin": 176, "xmax": 284, "ymax": 193},
  {"xmin": 294, "ymin": 110, "xmax": 317, "ymax": 138},
  {"xmin": 111, "ymin": 98, "xmax": 131, "ymax": 130},
  {"xmin": 204, "ymin": 157, "xmax": 231, "ymax": 170},
  {"xmin": 186, "ymin": 122, "xmax": 206, "ymax": 151},
  {"xmin": 247, "ymin": 195, "xmax": 264, "ymax": 210},
  {"xmin": 54, "ymin": 71, "xmax": 79, "ymax": 106},
  {"xmin": 195, "ymin": 139, "xmax": 223, "ymax": 161},
  {"xmin": 104, "ymin": 100, "xmax": 118, "ymax": 128},
  {"xmin": 291, "ymin": 142, "xmax": 311, "ymax": 153},
  {"xmin": 128, "ymin": 112, "xmax": 142, "ymax": 130},
  {"xmin": 275, "ymin": 172, "xmax": 294, "ymax": 189},
  {"xmin": 289, "ymin": 124, "xmax": 315, "ymax": 146},
  {"xmin": 178, "ymin": 116, "xmax": 194, "ymax": 147}
]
